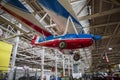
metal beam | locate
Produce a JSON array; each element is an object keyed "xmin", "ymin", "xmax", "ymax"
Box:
[
  {"xmin": 62, "ymin": 55, "xmax": 65, "ymax": 76},
  {"xmin": 70, "ymin": 0, "xmax": 82, "ymax": 3},
  {"xmin": 102, "ymin": 24, "xmax": 120, "ymax": 58},
  {"xmin": 0, "ymin": 16, "xmax": 32, "ymax": 41},
  {"xmin": 91, "ymin": 0, "xmax": 95, "ymax": 34},
  {"xmin": 103, "ymin": 0, "xmax": 111, "ymax": 4},
  {"xmin": 40, "ymin": 13, "xmax": 48, "ymax": 22},
  {"xmin": 0, "ymin": 16, "xmax": 28, "ymax": 34},
  {"xmin": 111, "ymin": 0, "xmax": 120, "ymax": 5},
  {"xmin": 102, "ymin": 34, "xmax": 120, "ymax": 39},
  {"xmin": 41, "ymin": 47, "xmax": 45, "ymax": 80},
  {"xmin": 79, "ymin": 7, "xmax": 120, "ymax": 21},
  {"xmin": 95, "ymin": 44, "xmax": 120, "ymax": 50},
  {"xmin": 87, "ymin": 21, "xmax": 120, "ymax": 29},
  {"xmin": 0, "ymin": 32, "xmax": 29, "ymax": 41},
  {"xmin": 55, "ymin": 49, "xmax": 58, "ymax": 80},
  {"xmin": 0, "ymin": 25, "xmax": 15, "ymax": 35},
  {"xmin": 92, "ymin": 50, "xmax": 119, "ymax": 56},
  {"xmin": 99, "ymin": 0, "xmax": 103, "ymax": 13},
  {"xmin": 8, "ymin": 29, "xmax": 20, "ymax": 80},
  {"xmin": 103, "ymin": 0, "xmax": 120, "ymax": 5},
  {"xmin": 77, "ymin": 0, "xmax": 91, "ymax": 15}
]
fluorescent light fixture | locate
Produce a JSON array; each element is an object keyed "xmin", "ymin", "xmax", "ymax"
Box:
[{"xmin": 108, "ymin": 48, "xmax": 112, "ymax": 50}]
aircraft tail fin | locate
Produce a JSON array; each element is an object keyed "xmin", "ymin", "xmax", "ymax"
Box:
[
  {"xmin": 31, "ymin": 35, "xmax": 38, "ymax": 45},
  {"xmin": 93, "ymin": 35, "xmax": 102, "ymax": 41}
]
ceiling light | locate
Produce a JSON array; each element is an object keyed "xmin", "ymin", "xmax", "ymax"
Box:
[{"xmin": 108, "ymin": 48, "xmax": 112, "ymax": 50}]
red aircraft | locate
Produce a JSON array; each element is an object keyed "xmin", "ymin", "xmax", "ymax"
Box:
[{"xmin": 0, "ymin": 0, "xmax": 101, "ymax": 61}]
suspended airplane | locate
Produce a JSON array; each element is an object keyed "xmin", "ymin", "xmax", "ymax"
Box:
[
  {"xmin": 0, "ymin": 0, "xmax": 101, "ymax": 61},
  {"xmin": 31, "ymin": 34, "xmax": 101, "ymax": 50}
]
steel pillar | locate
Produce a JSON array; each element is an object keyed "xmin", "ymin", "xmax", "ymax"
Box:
[
  {"xmin": 71, "ymin": 56, "xmax": 74, "ymax": 74},
  {"xmin": 55, "ymin": 49, "xmax": 58, "ymax": 80},
  {"xmin": 62, "ymin": 55, "xmax": 65, "ymax": 76},
  {"xmin": 41, "ymin": 47, "xmax": 45, "ymax": 80},
  {"xmin": 8, "ymin": 24, "xmax": 20, "ymax": 80},
  {"xmin": 68, "ymin": 57, "xmax": 70, "ymax": 76}
]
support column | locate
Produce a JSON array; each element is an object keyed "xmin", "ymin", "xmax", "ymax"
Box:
[
  {"xmin": 8, "ymin": 24, "xmax": 20, "ymax": 80},
  {"xmin": 68, "ymin": 57, "xmax": 70, "ymax": 76},
  {"xmin": 40, "ymin": 13, "xmax": 48, "ymax": 22},
  {"xmin": 62, "ymin": 55, "xmax": 65, "ymax": 76},
  {"xmin": 71, "ymin": 56, "xmax": 74, "ymax": 74},
  {"xmin": 55, "ymin": 49, "xmax": 58, "ymax": 80},
  {"xmin": 73, "ymin": 64, "xmax": 79, "ymax": 73},
  {"xmin": 41, "ymin": 47, "xmax": 45, "ymax": 80}
]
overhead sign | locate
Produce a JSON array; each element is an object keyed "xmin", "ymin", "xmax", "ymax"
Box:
[{"xmin": 0, "ymin": 41, "xmax": 13, "ymax": 72}]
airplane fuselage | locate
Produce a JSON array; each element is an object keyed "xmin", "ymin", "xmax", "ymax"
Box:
[
  {"xmin": 33, "ymin": 34, "xmax": 94, "ymax": 49},
  {"xmin": 0, "ymin": 0, "xmax": 101, "ymax": 50}
]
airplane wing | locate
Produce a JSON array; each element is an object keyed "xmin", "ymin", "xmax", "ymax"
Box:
[
  {"xmin": 58, "ymin": 0, "xmax": 78, "ymax": 20},
  {"xmin": 37, "ymin": 0, "xmax": 83, "ymax": 33},
  {"xmin": 0, "ymin": 0, "xmax": 52, "ymax": 36}
]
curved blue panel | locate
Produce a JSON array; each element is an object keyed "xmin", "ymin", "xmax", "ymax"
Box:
[
  {"xmin": 37, "ymin": 0, "xmax": 82, "ymax": 27},
  {"xmin": 3, "ymin": 0, "xmax": 30, "ymax": 13},
  {"xmin": 38, "ymin": 34, "xmax": 101, "ymax": 42}
]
